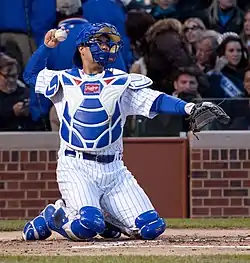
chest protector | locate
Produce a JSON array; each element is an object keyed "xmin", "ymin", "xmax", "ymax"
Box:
[{"xmin": 46, "ymin": 69, "xmax": 131, "ymax": 151}]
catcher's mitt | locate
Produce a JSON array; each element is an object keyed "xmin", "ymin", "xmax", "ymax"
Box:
[{"xmin": 189, "ymin": 102, "xmax": 230, "ymax": 136}]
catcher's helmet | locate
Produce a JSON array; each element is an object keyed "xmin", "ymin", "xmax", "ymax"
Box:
[{"xmin": 73, "ymin": 22, "xmax": 123, "ymax": 68}]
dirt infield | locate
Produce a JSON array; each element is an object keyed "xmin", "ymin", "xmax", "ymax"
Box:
[{"xmin": 1, "ymin": 229, "xmax": 250, "ymax": 256}]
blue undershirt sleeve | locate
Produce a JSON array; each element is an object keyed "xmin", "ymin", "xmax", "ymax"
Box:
[
  {"xmin": 23, "ymin": 44, "xmax": 52, "ymax": 87},
  {"xmin": 150, "ymin": 94, "xmax": 187, "ymax": 115}
]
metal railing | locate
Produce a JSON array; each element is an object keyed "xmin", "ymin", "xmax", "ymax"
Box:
[{"xmin": 124, "ymin": 97, "xmax": 250, "ymax": 137}]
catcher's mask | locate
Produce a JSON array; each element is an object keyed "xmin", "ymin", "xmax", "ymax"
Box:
[{"xmin": 73, "ymin": 22, "xmax": 123, "ymax": 68}]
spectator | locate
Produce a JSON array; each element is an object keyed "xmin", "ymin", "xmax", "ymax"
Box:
[
  {"xmin": 173, "ymin": 66, "xmax": 203, "ymax": 101},
  {"xmin": 0, "ymin": 53, "xmax": 43, "ymax": 131},
  {"xmin": 144, "ymin": 18, "xmax": 194, "ymax": 94},
  {"xmin": 151, "ymin": 0, "xmax": 210, "ymax": 24},
  {"xmin": 125, "ymin": 10, "xmax": 155, "ymax": 74},
  {"xmin": 207, "ymin": 0, "xmax": 244, "ymax": 34},
  {"xmin": 150, "ymin": 0, "xmax": 178, "ymax": 20},
  {"xmin": 205, "ymin": 34, "xmax": 249, "ymax": 130},
  {"xmin": 206, "ymin": 34, "xmax": 249, "ymax": 98},
  {"xmin": 0, "ymin": 0, "xmax": 56, "ymax": 73},
  {"xmin": 126, "ymin": 10, "xmax": 155, "ymax": 59},
  {"xmin": 196, "ymin": 30, "xmax": 221, "ymax": 73},
  {"xmin": 132, "ymin": 66, "xmax": 204, "ymax": 137},
  {"xmin": 47, "ymin": 0, "xmax": 87, "ymax": 70},
  {"xmin": 244, "ymin": 66, "xmax": 250, "ymax": 96},
  {"xmin": 183, "ymin": 18, "xmax": 206, "ymax": 56},
  {"xmin": 241, "ymin": 9, "xmax": 250, "ymax": 53}
]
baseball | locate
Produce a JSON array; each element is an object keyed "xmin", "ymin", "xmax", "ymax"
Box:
[{"xmin": 55, "ymin": 29, "xmax": 68, "ymax": 42}]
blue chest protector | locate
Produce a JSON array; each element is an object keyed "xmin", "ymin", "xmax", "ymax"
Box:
[{"xmin": 45, "ymin": 69, "xmax": 131, "ymax": 151}]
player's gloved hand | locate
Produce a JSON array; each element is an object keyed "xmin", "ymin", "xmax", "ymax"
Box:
[{"xmin": 188, "ymin": 102, "xmax": 230, "ymax": 136}]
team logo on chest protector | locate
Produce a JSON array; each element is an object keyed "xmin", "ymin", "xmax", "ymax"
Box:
[{"xmin": 59, "ymin": 71, "xmax": 130, "ymax": 151}]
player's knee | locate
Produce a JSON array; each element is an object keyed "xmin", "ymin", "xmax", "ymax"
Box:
[
  {"xmin": 22, "ymin": 215, "xmax": 52, "ymax": 241},
  {"xmin": 135, "ymin": 210, "xmax": 166, "ymax": 240},
  {"xmin": 64, "ymin": 218, "xmax": 97, "ymax": 240},
  {"xmin": 79, "ymin": 206, "xmax": 105, "ymax": 234}
]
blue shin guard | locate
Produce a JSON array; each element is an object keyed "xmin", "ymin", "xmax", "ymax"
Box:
[
  {"xmin": 135, "ymin": 210, "xmax": 166, "ymax": 240},
  {"xmin": 45, "ymin": 205, "xmax": 101, "ymax": 240},
  {"xmin": 63, "ymin": 206, "xmax": 106, "ymax": 240},
  {"xmin": 22, "ymin": 215, "xmax": 52, "ymax": 241},
  {"xmin": 43, "ymin": 204, "xmax": 70, "ymax": 239}
]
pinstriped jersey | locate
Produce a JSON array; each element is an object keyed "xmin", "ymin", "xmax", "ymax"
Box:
[{"xmin": 35, "ymin": 68, "xmax": 163, "ymax": 153}]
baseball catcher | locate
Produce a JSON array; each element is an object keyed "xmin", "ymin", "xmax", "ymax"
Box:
[{"xmin": 22, "ymin": 22, "xmax": 229, "ymax": 242}]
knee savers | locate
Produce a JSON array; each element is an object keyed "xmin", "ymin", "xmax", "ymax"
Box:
[
  {"xmin": 135, "ymin": 210, "xmax": 166, "ymax": 240},
  {"xmin": 65, "ymin": 206, "xmax": 106, "ymax": 240}
]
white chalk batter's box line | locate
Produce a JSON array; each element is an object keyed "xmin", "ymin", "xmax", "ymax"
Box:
[{"xmin": 72, "ymin": 243, "xmax": 250, "ymax": 250}]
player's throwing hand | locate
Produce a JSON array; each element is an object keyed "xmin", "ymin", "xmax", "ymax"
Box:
[{"xmin": 44, "ymin": 28, "xmax": 68, "ymax": 48}]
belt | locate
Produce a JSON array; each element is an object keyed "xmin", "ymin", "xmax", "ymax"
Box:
[{"xmin": 64, "ymin": 149, "xmax": 119, "ymax": 164}]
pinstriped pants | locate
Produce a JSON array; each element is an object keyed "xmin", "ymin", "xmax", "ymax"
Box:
[{"xmin": 56, "ymin": 154, "xmax": 154, "ymax": 231}]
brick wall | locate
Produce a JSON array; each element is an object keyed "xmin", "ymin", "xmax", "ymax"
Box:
[
  {"xmin": 0, "ymin": 133, "xmax": 188, "ymax": 219},
  {"xmin": 190, "ymin": 132, "xmax": 250, "ymax": 218},
  {"xmin": 0, "ymin": 150, "xmax": 60, "ymax": 219},
  {"xmin": 2, "ymin": 132, "xmax": 250, "ymax": 219}
]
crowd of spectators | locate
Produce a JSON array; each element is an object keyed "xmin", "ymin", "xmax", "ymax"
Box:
[{"xmin": 0, "ymin": 0, "xmax": 250, "ymax": 136}]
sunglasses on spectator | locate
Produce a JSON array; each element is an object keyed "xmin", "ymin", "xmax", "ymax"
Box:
[{"xmin": 183, "ymin": 25, "xmax": 201, "ymax": 33}]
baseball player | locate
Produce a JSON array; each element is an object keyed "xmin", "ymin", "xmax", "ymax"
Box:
[{"xmin": 22, "ymin": 22, "xmax": 229, "ymax": 241}]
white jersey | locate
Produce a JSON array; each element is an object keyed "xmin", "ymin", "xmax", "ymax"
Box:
[
  {"xmin": 35, "ymin": 67, "xmax": 162, "ymax": 156},
  {"xmin": 34, "ymin": 67, "xmax": 164, "ymax": 236}
]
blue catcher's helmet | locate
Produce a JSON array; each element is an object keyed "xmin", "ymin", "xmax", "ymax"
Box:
[{"xmin": 73, "ymin": 22, "xmax": 123, "ymax": 68}]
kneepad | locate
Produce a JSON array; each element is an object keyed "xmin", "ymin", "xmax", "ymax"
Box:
[
  {"xmin": 44, "ymin": 204, "xmax": 97, "ymax": 241},
  {"xmin": 135, "ymin": 210, "xmax": 166, "ymax": 240},
  {"xmin": 79, "ymin": 206, "xmax": 105, "ymax": 234},
  {"xmin": 22, "ymin": 215, "xmax": 52, "ymax": 241},
  {"xmin": 63, "ymin": 218, "xmax": 97, "ymax": 240}
]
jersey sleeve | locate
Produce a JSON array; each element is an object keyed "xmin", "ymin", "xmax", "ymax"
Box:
[
  {"xmin": 35, "ymin": 68, "xmax": 58, "ymax": 96},
  {"xmin": 120, "ymin": 88, "xmax": 163, "ymax": 118}
]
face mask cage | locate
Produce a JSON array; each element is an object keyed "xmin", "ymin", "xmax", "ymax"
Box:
[{"xmin": 85, "ymin": 25, "xmax": 123, "ymax": 67}]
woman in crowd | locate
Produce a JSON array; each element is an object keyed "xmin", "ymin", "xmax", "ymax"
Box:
[
  {"xmin": 183, "ymin": 18, "xmax": 206, "ymax": 56},
  {"xmin": 207, "ymin": 0, "xmax": 244, "ymax": 34},
  {"xmin": 206, "ymin": 34, "xmax": 249, "ymax": 129}
]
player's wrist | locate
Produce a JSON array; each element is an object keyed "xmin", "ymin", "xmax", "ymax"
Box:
[
  {"xmin": 184, "ymin": 103, "xmax": 195, "ymax": 115},
  {"xmin": 42, "ymin": 43, "xmax": 54, "ymax": 50},
  {"xmin": 44, "ymin": 42, "xmax": 56, "ymax": 49}
]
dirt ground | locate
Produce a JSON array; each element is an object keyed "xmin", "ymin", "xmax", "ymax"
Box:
[{"xmin": 1, "ymin": 229, "xmax": 250, "ymax": 256}]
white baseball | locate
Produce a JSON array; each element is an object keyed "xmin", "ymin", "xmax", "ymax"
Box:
[{"xmin": 55, "ymin": 29, "xmax": 68, "ymax": 42}]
